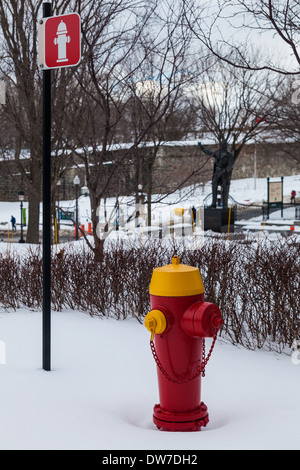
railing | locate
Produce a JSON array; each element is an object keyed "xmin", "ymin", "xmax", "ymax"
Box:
[
  {"xmin": 203, "ymin": 194, "xmax": 263, "ymax": 221},
  {"xmin": 203, "ymin": 193, "xmax": 300, "ymax": 222},
  {"xmin": 263, "ymin": 202, "xmax": 300, "ymax": 220}
]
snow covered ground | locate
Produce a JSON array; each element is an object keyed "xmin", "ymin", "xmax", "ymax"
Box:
[
  {"xmin": 0, "ymin": 174, "xmax": 299, "ymax": 450},
  {"xmin": 0, "ymin": 308, "xmax": 299, "ymax": 451},
  {"xmin": 1, "ymin": 173, "xmax": 300, "ymax": 235}
]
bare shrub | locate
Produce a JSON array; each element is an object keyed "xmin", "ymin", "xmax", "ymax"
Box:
[
  {"xmin": 0, "ymin": 251, "xmax": 21, "ymax": 310},
  {"xmin": 18, "ymin": 247, "xmax": 43, "ymax": 310},
  {"xmin": 0, "ymin": 236, "xmax": 299, "ymax": 353}
]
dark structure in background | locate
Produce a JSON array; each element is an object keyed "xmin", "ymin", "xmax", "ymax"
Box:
[
  {"xmin": 0, "ymin": 140, "xmax": 299, "ymax": 204},
  {"xmin": 0, "ymin": 143, "xmax": 210, "ymax": 202},
  {"xmin": 198, "ymin": 140, "xmax": 236, "ymax": 233},
  {"xmin": 198, "ymin": 140, "xmax": 233, "ymax": 208}
]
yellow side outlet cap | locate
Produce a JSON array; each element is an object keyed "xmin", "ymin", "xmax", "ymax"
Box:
[
  {"xmin": 144, "ymin": 309, "xmax": 167, "ymax": 341},
  {"xmin": 149, "ymin": 256, "xmax": 204, "ymax": 297}
]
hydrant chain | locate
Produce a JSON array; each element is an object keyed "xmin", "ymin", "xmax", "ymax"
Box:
[
  {"xmin": 150, "ymin": 340, "xmax": 184, "ymax": 384},
  {"xmin": 150, "ymin": 335, "xmax": 217, "ymax": 384},
  {"xmin": 201, "ymin": 335, "xmax": 217, "ymax": 377}
]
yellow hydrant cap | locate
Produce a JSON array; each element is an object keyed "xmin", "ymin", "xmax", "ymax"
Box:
[{"xmin": 149, "ymin": 256, "xmax": 204, "ymax": 297}]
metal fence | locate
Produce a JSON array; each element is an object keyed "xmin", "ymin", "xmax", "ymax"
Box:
[
  {"xmin": 203, "ymin": 193, "xmax": 300, "ymax": 222},
  {"xmin": 263, "ymin": 203, "xmax": 300, "ymax": 221}
]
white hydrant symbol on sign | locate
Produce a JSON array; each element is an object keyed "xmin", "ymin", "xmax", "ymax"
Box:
[{"xmin": 54, "ymin": 20, "xmax": 71, "ymax": 63}]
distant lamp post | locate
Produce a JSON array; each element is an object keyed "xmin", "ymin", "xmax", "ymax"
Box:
[
  {"xmin": 18, "ymin": 191, "xmax": 25, "ymax": 244},
  {"xmin": 57, "ymin": 180, "xmax": 61, "ymax": 242},
  {"xmin": 73, "ymin": 175, "xmax": 80, "ymax": 240},
  {"xmin": 136, "ymin": 184, "xmax": 144, "ymax": 228}
]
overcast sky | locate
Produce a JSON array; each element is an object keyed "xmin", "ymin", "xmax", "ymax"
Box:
[{"xmin": 191, "ymin": 0, "xmax": 299, "ymax": 74}]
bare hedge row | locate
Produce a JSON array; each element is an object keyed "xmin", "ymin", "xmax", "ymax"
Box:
[{"xmin": 1, "ymin": 237, "xmax": 299, "ymax": 352}]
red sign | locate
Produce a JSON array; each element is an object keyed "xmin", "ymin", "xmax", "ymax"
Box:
[{"xmin": 43, "ymin": 13, "xmax": 81, "ymax": 69}]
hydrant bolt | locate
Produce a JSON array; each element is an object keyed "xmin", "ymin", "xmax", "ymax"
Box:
[{"xmin": 211, "ymin": 314, "xmax": 223, "ymax": 330}]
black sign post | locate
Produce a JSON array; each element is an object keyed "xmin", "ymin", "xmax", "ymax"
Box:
[
  {"xmin": 42, "ymin": 0, "xmax": 52, "ymax": 371},
  {"xmin": 40, "ymin": 2, "xmax": 81, "ymax": 371}
]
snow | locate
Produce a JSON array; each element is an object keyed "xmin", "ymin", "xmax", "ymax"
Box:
[
  {"xmin": 0, "ymin": 308, "xmax": 299, "ymax": 451},
  {"xmin": 0, "ymin": 173, "xmax": 300, "ymax": 450},
  {"xmin": 2, "ymin": 174, "xmax": 300, "ymax": 233}
]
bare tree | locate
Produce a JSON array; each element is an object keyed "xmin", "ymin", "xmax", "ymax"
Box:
[
  {"xmin": 182, "ymin": 1, "xmax": 300, "ymax": 178},
  {"xmin": 123, "ymin": 6, "xmax": 197, "ymax": 227},
  {"xmin": 265, "ymin": 76, "xmax": 300, "ymax": 165},
  {"xmin": 57, "ymin": 0, "xmax": 159, "ymax": 260},
  {"xmin": 63, "ymin": 0, "xmax": 206, "ymax": 259},
  {"xmin": 191, "ymin": 59, "xmax": 281, "ymax": 197},
  {"xmin": 0, "ymin": 0, "xmax": 81, "ymax": 243},
  {"xmin": 183, "ymin": 0, "xmax": 300, "ymax": 75},
  {"xmin": 0, "ymin": 1, "xmax": 44, "ymax": 243}
]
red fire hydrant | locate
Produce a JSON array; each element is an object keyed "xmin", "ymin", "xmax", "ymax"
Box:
[{"xmin": 144, "ymin": 256, "xmax": 222, "ymax": 431}]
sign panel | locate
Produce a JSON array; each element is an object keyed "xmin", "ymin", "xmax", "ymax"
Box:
[
  {"xmin": 39, "ymin": 13, "xmax": 81, "ymax": 70},
  {"xmin": 59, "ymin": 210, "xmax": 75, "ymax": 221},
  {"xmin": 269, "ymin": 181, "xmax": 283, "ymax": 203}
]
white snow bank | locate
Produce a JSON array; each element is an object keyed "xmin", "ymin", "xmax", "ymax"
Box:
[{"xmin": 0, "ymin": 309, "xmax": 299, "ymax": 450}]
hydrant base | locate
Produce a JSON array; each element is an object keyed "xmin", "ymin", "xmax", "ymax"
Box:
[{"xmin": 153, "ymin": 403, "xmax": 209, "ymax": 432}]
